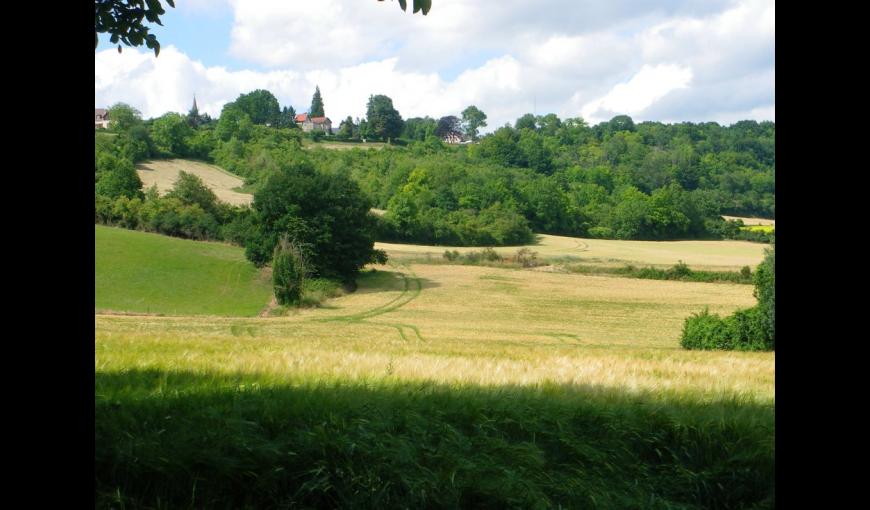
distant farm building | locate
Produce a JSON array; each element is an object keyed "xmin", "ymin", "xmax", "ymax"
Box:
[
  {"xmin": 295, "ymin": 113, "xmax": 332, "ymax": 133},
  {"xmin": 95, "ymin": 108, "xmax": 110, "ymax": 129},
  {"xmin": 442, "ymin": 133, "xmax": 463, "ymax": 144}
]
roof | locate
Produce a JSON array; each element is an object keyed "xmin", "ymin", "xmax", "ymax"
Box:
[
  {"xmin": 295, "ymin": 113, "xmax": 308, "ymax": 122},
  {"xmin": 95, "ymin": 108, "xmax": 108, "ymax": 116},
  {"xmin": 310, "ymin": 116, "xmax": 331, "ymax": 124}
]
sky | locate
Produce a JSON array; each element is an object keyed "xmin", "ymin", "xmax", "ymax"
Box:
[{"xmin": 94, "ymin": 0, "xmax": 774, "ymax": 132}]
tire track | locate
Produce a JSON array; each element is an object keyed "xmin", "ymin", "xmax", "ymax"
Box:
[{"xmin": 314, "ymin": 265, "xmax": 425, "ymax": 342}]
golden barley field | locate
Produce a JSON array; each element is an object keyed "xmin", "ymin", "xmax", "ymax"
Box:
[
  {"xmin": 377, "ymin": 233, "xmax": 767, "ymax": 271},
  {"xmin": 96, "ymin": 261, "xmax": 773, "ymax": 403},
  {"xmin": 136, "ymin": 159, "xmax": 253, "ymax": 205}
]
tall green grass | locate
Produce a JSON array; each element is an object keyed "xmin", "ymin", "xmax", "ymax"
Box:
[
  {"xmin": 96, "ymin": 369, "xmax": 774, "ymax": 509},
  {"xmin": 95, "ymin": 225, "xmax": 271, "ymax": 316}
]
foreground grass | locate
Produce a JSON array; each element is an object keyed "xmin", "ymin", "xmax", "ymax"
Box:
[
  {"xmin": 95, "ymin": 226, "xmax": 271, "ymax": 316},
  {"xmin": 96, "ymin": 370, "xmax": 773, "ymax": 509}
]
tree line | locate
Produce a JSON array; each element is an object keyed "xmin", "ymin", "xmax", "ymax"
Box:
[{"xmin": 95, "ymin": 88, "xmax": 774, "ymax": 284}]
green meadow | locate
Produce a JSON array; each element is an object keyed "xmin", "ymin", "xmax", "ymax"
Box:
[{"xmin": 95, "ymin": 225, "xmax": 271, "ymax": 316}]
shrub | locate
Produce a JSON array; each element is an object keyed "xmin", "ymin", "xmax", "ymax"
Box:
[
  {"xmin": 443, "ymin": 250, "xmax": 460, "ymax": 262},
  {"xmin": 299, "ymin": 278, "xmax": 345, "ymax": 308},
  {"xmin": 754, "ymin": 246, "xmax": 775, "ymax": 347},
  {"xmin": 272, "ymin": 238, "xmax": 307, "ymax": 306},
  {"xmin": 681, "ymin": 246, "xmax": 774, "ymax": 351},
  {"xmin": 588, "ymin": 226, "xmax": 614, "ymax": 239},
  {"xmin": 741, "ymin": 265, "xmax": 752, "ymax": 279},
  {"xmin": 668, "ymin": 261, "xmax": 692, "ymax": 279},
  {"xmin": 680, "ymin": 308, "xmax": 732, "ymax": 350},
  {"xmin": 480, "ymin": 247, "xmax": 502, "ymax": 262},
  {"xmin": 369, "ymin": 249, "xmax": 389, "ymax": 265},
  {"xmin": 514, "ymin": 248, "xmax": 540, "ymax": 268}
]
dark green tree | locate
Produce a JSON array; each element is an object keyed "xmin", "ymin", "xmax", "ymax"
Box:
[
  {"xmin": 151, "ymin": 113, "xmax": 194, "ymax": 156},
  {"xmin": 95, "ymin": 153, "xmax": 143, "ymax": 199},
  {"xmin": 275, "ymin": 106, "xmax": 298, "ymax": 129},
  {"xmin": 403, "ymin": 117, "xmax": 437, "ymax": 141},
  {"xmin": 215, "ymin": 105, "xmax": 253, "ymax": 142},
  {"xmin": 337, "ymin": 116, "xmax": 356, "ymax": 140},
  {"xmin": 434, "ymin": 116, "xmax": 462, "ymax": 140},
  {"xmin": 515, "ymin": 113, "xmax": 537, "ymax": 131},
  {"xmin": 607, "ymin": 115, "xmax": 636, "ymax": 133},
  {"xmin": 366, "ymin": 95, "xmax": 404, "ymax": 143},
  {"xmin": 461, "ymin": 105, "xmax": 487, "ymax": 141},
  {"xmin": 309, "ymin": 86, "xmax": 325, "ymax": 117},
  {"xmin": 107, "ymin": 103, "xmax": 143, "ymax": 132},
  {"xmin": 166, "ymin": 171, "xmax": 219, "ymax": 216},
  {"xmin": 245, "ymin": 160, "xmax": 381, "ymax": 281},
  {"xmin": 231, "ymin": 90, "xmax": 281, "ymax": 126}
]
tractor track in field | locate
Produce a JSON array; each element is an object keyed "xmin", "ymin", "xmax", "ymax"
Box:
[{"xmin": 312, "ymin": 265, "xmax": 426, "ymax": 342}]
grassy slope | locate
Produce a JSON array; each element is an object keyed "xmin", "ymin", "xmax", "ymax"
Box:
[
  {"xmin": 96, "ymin": 259, "xmax": 773, "ymax": 508},
  {"xmin": 95, "ymin": 225, "xmax": 271, "ymax": 316},
  {"xmin": 136, "ymin": 159, "xmax": 253, "ymax": 206}
]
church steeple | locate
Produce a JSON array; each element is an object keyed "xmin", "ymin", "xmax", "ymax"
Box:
[{"xmin": 188, "ymin": 94, "xmax": 200, "ymax": 128}]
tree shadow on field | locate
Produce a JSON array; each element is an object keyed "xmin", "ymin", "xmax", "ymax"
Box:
[
  {"xmin": 352, "ymin": 269, "xmax": 440, "ymax": 295},
  {"xmin": 96, "ymin": 369, "xmax": 774, "ymax": 510}
]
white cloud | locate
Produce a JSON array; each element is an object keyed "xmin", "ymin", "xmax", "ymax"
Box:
[
  {"xmin": 579, "ymin": 64, "xmax": 693, "ymax": 124},
  {"xmin": 95, "ymin": 0, "xmax": 774, "ymax": 129},
  {"xmin": 94, "ymin": 47, "xmax": 525, "ymax": 128}
]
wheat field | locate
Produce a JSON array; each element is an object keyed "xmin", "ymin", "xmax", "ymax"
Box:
[
  {"xmin": 96, "ymin": 262, "xmax": 772, "ymax": 402},
  {"xmin": 378, "ymin": 233, "xmax": 768, "ymax": 271},
  {"xmin": 136, "ymin": 159, "xmax": 254, "ymax": 205}
]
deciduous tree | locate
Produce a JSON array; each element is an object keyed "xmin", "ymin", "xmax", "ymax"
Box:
[
  {"xmin": 461, "ymin": 106, "xmax": 487, "ymax": 141},
  {"xmin": 366, "ymin": 95, "xmax": 403, "ymax": 143}
]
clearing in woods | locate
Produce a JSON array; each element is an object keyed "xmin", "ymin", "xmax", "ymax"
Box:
[{"xmin": 136, "ymin": 159, "xmax": 253, "ymax": 205}]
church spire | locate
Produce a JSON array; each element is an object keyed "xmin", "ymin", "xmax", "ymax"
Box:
[{"xmin": 192, "ymin": 94, "xmax": 198, "ymax": 114}]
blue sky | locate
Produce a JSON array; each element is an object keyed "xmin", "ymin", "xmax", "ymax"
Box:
[{"xmin": 95, "ymin": 0, "xmax": 774, "ymax": 130}]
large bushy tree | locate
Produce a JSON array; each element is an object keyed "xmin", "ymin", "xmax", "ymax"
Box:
[
  {"xmin": 366, "ymin": 95, "xmax": 403, "ymax": 142},
  {"xmin": 107, "ymin": 103, "xmax": 143, "ymax": 132},
  {"xmin": 461, "ymin": 106, "xmax": 487, "ymax": 141},
  {"xmin": 434, "ymin": 116, "xmax": 462, "ymax": 140},
  {"xmin": 150, "ymin": 113, "xmax": 193, "ymax": 156},
  {"xmin": 245, "ymin": 160, "xmax": 382, "ymax": 281},
  {"xmin": 95, "ymin": 153, "xmax": 143, "ymax": 199},
  {"xmin": 166, "ymin": 171, "xmax": 219, "ymax": 216},
  {"xmin": 231, "ymin": 90, "xmax": 281, "ymax": 126}
]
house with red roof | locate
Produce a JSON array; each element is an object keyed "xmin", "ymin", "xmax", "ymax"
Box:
[{"xmin": 295, "ymin": 113, "xmax": 332, "ymax": 133}]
